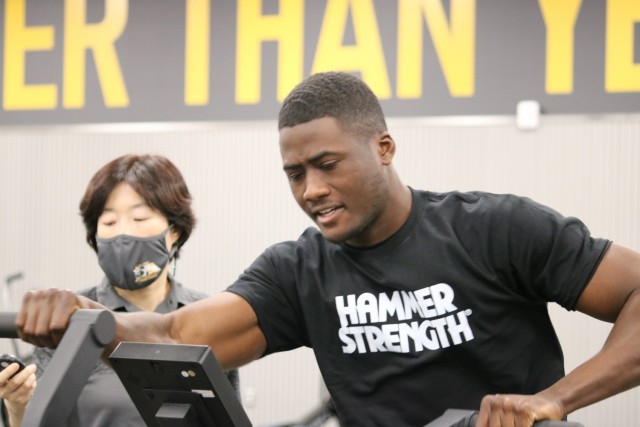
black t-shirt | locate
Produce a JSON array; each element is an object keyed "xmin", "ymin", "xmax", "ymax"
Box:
[{"xmin": 228, "ymin": 189, "xmax": 610, "ymax": 427}]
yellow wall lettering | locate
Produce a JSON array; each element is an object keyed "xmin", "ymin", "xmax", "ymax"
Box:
[
  {"xmin": 606, "ymin": 0, "xmax": 640, "ymax": 92},
  {"xmin": 236, "ymin": 0, "xmax": 303, "ymax": 104},
  {"xmin": 397, "ymin": 0, "xmax": 475, "ymax": 98},
  {"xmin": 64, "ymin": 0, "xmax": 129, "ymax": 109},
  {"xmin": 185, "ymin": 0, "xmax": 211, "ymax": 106},
  {"xmin": 312, "ymin": 0, "xmax": 391, "ymax": 99},
  {"xmin": 538, "ymin": 0, "xmax": 582, "ymax": 94},
  {"xmin": 3, "ymin": 0, "xmax": 57, "ymax": 110}
]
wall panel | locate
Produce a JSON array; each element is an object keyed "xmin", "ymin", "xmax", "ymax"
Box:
[{"xmin": 1, "ymin": 114, "xmax": 640, "ymax": 425}]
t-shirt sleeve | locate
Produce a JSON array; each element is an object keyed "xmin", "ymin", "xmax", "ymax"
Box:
[
  {"xmin": 226, "ymin": 242, "xmax": 309, "ymax": 355},
  {"xmin": 498, "ymin": 196, "xmax": 610, "ymax": 310}
]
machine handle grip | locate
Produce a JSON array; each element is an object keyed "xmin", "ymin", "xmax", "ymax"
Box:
[
  {"xmin": 0, "ymin": 309, "xmax": 116, "ymax": 427},
  {"xmin": 468, "ymin": 413, "xmax": 583, "ymax": 427},
  {"xmin": 425, "ymin": 409, "xmax": 584, "ymax": 427},
  {"xmin": 0, "ymin": 312, "xmax": 19, "ymax": 338}
]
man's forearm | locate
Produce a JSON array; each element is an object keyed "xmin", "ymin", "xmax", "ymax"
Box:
[
  {"xmin": 103, "ymin": 311, "xmax": 176, "ymax": 358},
  {"xmin": 540, "ymin": 289, "xmax": 640, "ymax": 416}
]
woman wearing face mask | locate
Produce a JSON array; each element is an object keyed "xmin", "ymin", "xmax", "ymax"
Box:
[{"xmin": 3, "ymin": 154, "xmax": 239, "ymax": 426}]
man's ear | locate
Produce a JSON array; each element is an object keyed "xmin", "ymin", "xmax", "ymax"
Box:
[{"xmin": 376, "ymin": 132, "xmax": 396, "ymax": 165}]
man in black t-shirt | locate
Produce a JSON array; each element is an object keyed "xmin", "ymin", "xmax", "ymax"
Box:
[
  {"xmin": 226, "ymin": 190, "xmax": 609, "ymax": 426},
  {"xmin": 16, "ymin": 72, "xmax": 640, "ymax": 427}
]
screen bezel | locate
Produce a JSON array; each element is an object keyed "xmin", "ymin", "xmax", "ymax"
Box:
[{"xmin": 109, "ymin": 342, "xmax": 251, "ymax": 427}]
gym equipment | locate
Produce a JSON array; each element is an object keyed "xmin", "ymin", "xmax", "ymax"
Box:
[
  {"xmin": 0, "ymin": 311, "xmax": 588, "ymax": 427},
  {"xmin": 424, "ymin": 409, "xmax": 584, "ymax": 427},
  {"xmin": 109, "ymin": 342, "xmax": 252, "ymax": 427},
  {"xmin": 0, "ymin": 312, "xmax": 251, "ymax": 427},
  {"xmin": 0, "ymin": 309, "xmax": 115, "ymax": 427}
]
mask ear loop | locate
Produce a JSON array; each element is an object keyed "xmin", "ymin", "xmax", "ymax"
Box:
[
  {"xmin": 169, "ymin": 243, "xmax": 178, "ymax": 278},
  {"xmin": 167, "ymin": 225, "xmax": 178, "ymax": 278}
]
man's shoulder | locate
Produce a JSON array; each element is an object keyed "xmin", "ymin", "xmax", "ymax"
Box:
[
  {"xmin": 253, "ymin": 227, "xmax": 335, "ymax": 272},
  {"xmin": 266, "ymin": 227, "xmax": 327, "ymax": 253},
  {"xmin": 416, "ymin": 188, "xmax": 522, "ymax": 212}
]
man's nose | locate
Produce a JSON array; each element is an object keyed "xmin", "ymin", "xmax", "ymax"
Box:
[{"xmin": 303, "ymin": 171, "xmax": 330, "ymax": 201}]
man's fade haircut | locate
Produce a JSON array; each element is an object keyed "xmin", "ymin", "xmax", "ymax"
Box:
[{"xmin": 278, "ymin": 72, "xmax": 387, "ymax": 139}]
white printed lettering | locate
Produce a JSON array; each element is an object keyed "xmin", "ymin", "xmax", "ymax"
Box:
[
  {"xmin": 335, "ymin": 283, "xmax": 474, "ymax": 354},
  {"xmin": 335, "ymin": 294, "xmax": 359, "ymax": 327},
  {"xmin": 357, "ymin": 292, "xmax": 379, "ymax": 324}
]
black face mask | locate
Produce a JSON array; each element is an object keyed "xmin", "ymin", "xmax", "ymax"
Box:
[{"xmin": 96, "ymin": 228, "xmax": 176, "ymax": 291}]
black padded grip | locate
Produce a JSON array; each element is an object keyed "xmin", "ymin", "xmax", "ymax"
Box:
[
  {"xmin": 468, "ymin": 413, "xmax": 583, "ymax": 427},
  {"xmin": 424, "ymin": 409, "xmax": 584, "ymax": 427},
  {"xmin": 0, "ymin": 312, "xmax": 18, "ymax": 338}
]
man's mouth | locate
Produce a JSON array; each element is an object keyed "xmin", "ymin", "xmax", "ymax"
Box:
[
  {"xmin": 317, "ymin": 207, "xmax": 337, "ymax": 217},
  {"xmin": 313, "ymin": 206, "xmax": 343, "ymax": 225}
]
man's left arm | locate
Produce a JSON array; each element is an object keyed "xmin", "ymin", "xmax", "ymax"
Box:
[{"xmin": 476, "ymin": 242, "xmax": 640, "ymax": 426}]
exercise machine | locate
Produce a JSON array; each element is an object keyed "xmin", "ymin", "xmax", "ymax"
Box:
[
  {"xmin": 425, "ymin": 408, "xmax": 584, "ymax": 427},
  {"xmin": 0, "ymin": 310, "xmax": 115, "ymax": 427},
  {"xmin": 0, "ymin": 311, "xmax": 586, "ymax": 427}
]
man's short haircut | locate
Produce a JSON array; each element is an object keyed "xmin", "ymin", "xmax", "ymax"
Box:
[
  {"xmin": 79, "ymin": 154, "xmax": 195, "ymax": 258},
  {"xmin": 278, "ymin": 72, "xmax": 387, "ymax": 139}
]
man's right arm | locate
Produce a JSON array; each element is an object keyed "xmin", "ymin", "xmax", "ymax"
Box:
[{"xmin": 16, "ymin": 289, "xmax": 266, "ymax": 371}]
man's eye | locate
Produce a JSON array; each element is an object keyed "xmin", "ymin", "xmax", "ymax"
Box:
[
  {"xmin": 288, "ymin": 173, "xmax": 303, "ymax": 182},
  {"xmin": 320, "ymin": 161, "xmax": 337, "ymax": 170}
]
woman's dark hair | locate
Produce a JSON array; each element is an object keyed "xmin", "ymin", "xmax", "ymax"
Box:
[
  {"xmin": 278, "ymin": 71, "xmax": 387, "ymax": 139},
  {"xmin": 79, "ymin": 154, "xmax": 195, "ymax": 258}
]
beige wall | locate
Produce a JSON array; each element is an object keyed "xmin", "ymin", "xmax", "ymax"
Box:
[{"xmin": 1, "ymin": 114, "xmax": 639, "ymax": 425}]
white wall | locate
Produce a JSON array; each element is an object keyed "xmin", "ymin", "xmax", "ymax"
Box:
[{"xmin": 1, "ymin": 114, "xmax": 639, "ymax": 425}]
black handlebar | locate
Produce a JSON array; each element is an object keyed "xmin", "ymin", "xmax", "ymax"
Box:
[
  {"xmin": 0, "ymin": 312, "xmax": 19, "ymax": 338},
  {"xmin": 0, "ymin": 309, "xmax": 116, "ymax": 427},
  {"xmin": 424, "ymin": 409, "xmax": 584, "ymax": 427}
]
